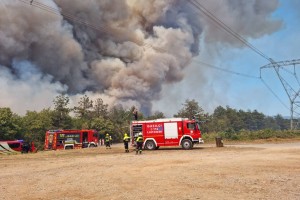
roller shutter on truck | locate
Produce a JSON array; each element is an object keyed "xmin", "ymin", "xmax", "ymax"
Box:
[{"xmin": 164, "ymin": 123, "xmax": 178, "ymax": 139}]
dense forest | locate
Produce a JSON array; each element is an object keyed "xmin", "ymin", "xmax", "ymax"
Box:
[{"xmin": 0, "ymin": 95, "xmax": 298, "ymax": 149}]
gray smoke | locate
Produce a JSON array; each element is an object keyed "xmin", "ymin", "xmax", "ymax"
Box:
[{"xmin": 0, "ymin": 0, "xmax": 281, "ymax": 115}]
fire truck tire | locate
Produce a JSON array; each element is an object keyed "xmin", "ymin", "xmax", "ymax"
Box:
[
  {"xmin": 145, "ymin": 140, "xmax": 156, "ymax": 150},
  {"xmin": 89, "ymin": 144, "xmax": 96, "ymax": 148},
  {"xmin": 182, "ymin": 139, "xmax": 192, "ymax": 150}
]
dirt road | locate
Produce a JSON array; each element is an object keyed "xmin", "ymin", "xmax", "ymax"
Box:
[{"xmin": 1, "ymin": 142, "xmax": 300, "ymax": 200}]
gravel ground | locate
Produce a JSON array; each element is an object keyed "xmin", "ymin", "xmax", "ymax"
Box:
[{"xmin": 1, "ymin": 142, "xmax": 300, "ymax": 200}]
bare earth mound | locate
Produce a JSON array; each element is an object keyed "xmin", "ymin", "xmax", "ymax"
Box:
[{"xmin": 1, "ymin": 142, "xmax": 300, "ymax": 200}]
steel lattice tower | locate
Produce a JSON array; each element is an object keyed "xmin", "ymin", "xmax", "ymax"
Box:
[{"xmin": 260, "ymin": 59, "xmax": 300, "ymax": 129}]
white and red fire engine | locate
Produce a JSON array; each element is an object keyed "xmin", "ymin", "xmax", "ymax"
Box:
[
  {"xmin": 130, "ymin": 118, "xmax": 203, "ymax": 150},
  {"xmin": 44, "ymin": 129, "xmax": 99, "ymax": 150}
]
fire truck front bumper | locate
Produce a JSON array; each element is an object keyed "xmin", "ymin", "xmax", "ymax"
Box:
[
  {"xmin": 193, "ymin": 138, "xmax": 204, "ymax": 144},
  {"xmin": 198, "ymin": 138, "xmax": 204, "ymax": 144}
]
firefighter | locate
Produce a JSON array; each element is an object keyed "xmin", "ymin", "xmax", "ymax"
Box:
[
  {"xmin": 105, "ymin": 133, "xmax": 111, "ymax": 149},
  {"xmin": 135, "ymin": 132, "xmax": 143, "ymax": 154},
  {"xmin": 133, "ymin": 107, "xmax": 138, "ymax": 120},
  {"xmin": 21, "ymin": 141, "xmax": 30, "ymax": 153},
  {"xmin": 123, "ymin": 133, "xmax": 130, "ymax": 153}
]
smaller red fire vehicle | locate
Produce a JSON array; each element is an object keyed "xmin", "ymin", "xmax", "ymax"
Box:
[{"xmin": 44, "ymin": 129, "xmax": 99, "ymax": 150}]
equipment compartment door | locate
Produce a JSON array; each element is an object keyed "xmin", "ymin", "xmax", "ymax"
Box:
[
  {"xmin": 47, "ymin": 134, "xmax": 54, "ymax": 149},
  {"xmin": 164, "ymin": 122, "xmax": 178, "ymax": 145}
]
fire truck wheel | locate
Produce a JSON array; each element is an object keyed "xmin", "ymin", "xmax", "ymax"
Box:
[
  {"xmin": 89, "ymin": 144, "xmax": 96, "ymax": 148},
  {"xmin": 145, "ymin": 140, "xmax": 156, "ymax": 150},
  {"xmin": 182, "ymin": 139, "xmax": 192, "ymax": 150}
]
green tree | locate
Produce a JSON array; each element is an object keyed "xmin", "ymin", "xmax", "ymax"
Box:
[
  {"xmin": 147, "ymin": 111, "xmax": 165, "ymax": 120},
  {"xmin": 22, "ymin": 109, "xmax": 54, "ymax": 149},
  {"xmin": 108, "ymin": 105, "xmax": 133, "ymax": 142},
  {"xmin": 92, "ymin": 98, "xmax": 108, "ymax": 119},
  {"xmin": 264, "ymin": 116, "xmax": 280, "ymax": 130},
  {"xmin": 174, "ymin": 99, "xmax": 204, "ymax": 120},
  {"xmin": 199, "ymin": 113, "xmax": 212, "ymax": 133},
  {"xmin": 211, "ymin": 106, "xmax": 228, "ymax": 132},
  {"xmin": 52, "ymin": 94, "xmax": 72, "ymax": 129},
  {"xmin": 74, "ymin": 95, "xmax": 93, "ymax": 120},
  {"xmin": 250, "ymin": 110, "xmax": 265, "ymax": 130},
  {"xmin": 226, "ymin": 107, "xmax": 244, "ymax": 131},
  {"xmin": 274, "ymin": 114, "xmax": 289, "ymax": 130},
  {"xmin": 90, "ymin": 117, "xmax": 115, "ymax": 141},
  {"xmin": 0, "ymin": 107, "xmax": 22, "ymax": 140}
]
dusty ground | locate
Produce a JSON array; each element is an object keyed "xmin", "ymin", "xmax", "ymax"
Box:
[{"xmin": 1, "ymin": 141, "xmax": 300, "ymax": 200}]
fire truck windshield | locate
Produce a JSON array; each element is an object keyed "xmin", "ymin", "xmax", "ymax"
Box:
[
  {"xmin": 195, "ymin": 123, "xmax": 199, "ymax": 130},
  {"xmin": 187, "ymin": 123, "xmax": 197, "ymax": 130}
]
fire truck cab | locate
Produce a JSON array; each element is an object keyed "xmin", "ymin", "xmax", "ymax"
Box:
[
  {"xmin": 44, "ymin": 129, "xmax": 99, "ymax": 150},
  {"xmin": 131, "ymin": 118, "xmax": 203, "ymax": 150}
]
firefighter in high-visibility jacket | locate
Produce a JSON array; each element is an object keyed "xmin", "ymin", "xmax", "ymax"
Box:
[
  {"xmin": 123, "ymin": 133, "xmax": 130, "ymax": 153},
  {"xmin": 135, "ymin": 132, "xmax": 144, "ymax": 154},
  {"xmin": 105, "ymin": 133, "xmax": 111, "ymax": 149}
]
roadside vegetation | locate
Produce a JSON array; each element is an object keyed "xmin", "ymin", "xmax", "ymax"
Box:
[
  {"xmin": 0, "ymin": 95, "xmax": 298, "ymax": 149},
  {"xmin": 202, "ymin": 129, "xmax": 300, "ymax": 143}
]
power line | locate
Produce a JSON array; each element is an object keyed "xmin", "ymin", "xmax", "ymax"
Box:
[
  {"xmin": 196, "ymin": 60, "xmax": 260, "ymax": 79},
  {"xmin": 260, "ymin": 78, "xmax": 289, "ymax": 110},
  {"xmin": 198, "ymin": 60, "xmax": 290, "ymax": 110},
  {"xmin": 188, "ymin": 0, "xmax": 270, "ymax": 62}
]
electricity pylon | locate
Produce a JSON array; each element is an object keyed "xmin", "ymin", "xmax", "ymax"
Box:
[{"xmin": 260, "ymin": 59, "xmax": 300, "ymax": 130}]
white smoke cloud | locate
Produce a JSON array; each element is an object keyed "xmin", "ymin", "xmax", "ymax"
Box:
[
  {"xmin": 197, "ymin": 0, "xmax": 282, "ymax": 45},
  {"xmin": 0, "ymin": 60, "xmax": 66, "ymax": 115},
  {"xmin": 0, "ymin": 0, "xmax": 282, "ymax": 115}
]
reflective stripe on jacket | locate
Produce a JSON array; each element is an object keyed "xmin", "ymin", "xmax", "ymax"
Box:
[
  {"xmin": 136, "ymin": 136, "xmax": 143, "ymax": 143},
  {"xmin": 123, "ymin": 136, "xmax": 130, "ymax": 142}
]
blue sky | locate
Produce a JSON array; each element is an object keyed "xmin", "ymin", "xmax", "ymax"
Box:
[{"xmin": 153, "ymin": 0, "xmax": 300, "ymax": 117}]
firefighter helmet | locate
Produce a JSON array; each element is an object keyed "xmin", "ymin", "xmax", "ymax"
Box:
[
  {"xmin": 106, "ymin": 133, "xmax": 109, "ymax": 136},
  {"xmin": 138, "ymin": 132, "xmax": 142, "ymax": 136}
]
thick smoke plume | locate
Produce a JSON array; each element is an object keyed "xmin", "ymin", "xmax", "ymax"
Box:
[{"xmin": 0, "ymin": 0, "xmax": 281, "ymax": 115}]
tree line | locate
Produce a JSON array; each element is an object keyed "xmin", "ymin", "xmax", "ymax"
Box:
[{"xmin": 0, "ymin": 95, "xmax": 293, "ymax": 149}]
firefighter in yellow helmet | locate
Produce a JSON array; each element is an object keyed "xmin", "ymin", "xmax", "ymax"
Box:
[
  {"xmin": 123, "ymin": 133, "xmax": 130, "ymax": 153},
  {"xmin": 135, "ymin": 132, "xmax": 144, "ymax": 154},
  {"xmin": 105, "ymin": 133, "xmax": 111, "ymax": 149}
]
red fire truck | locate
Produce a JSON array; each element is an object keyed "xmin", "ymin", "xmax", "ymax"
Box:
[
  {"xmin": 44, "ymin": 129, "xmax": 99, "ymax": 150},
  {"xmin": 130, "ymin": 118, "xmax": 203, "ymax": 150}
]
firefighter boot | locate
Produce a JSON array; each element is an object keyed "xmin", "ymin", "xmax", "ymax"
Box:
[
  {"xmin": 136, "ymin": 150, "xmax": 138, "ymax": 155},
  {"xmin": 139, "ymin": 150, "xmax": 142, "ymax": 154}
]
